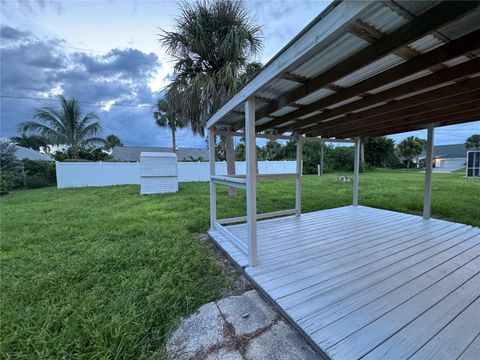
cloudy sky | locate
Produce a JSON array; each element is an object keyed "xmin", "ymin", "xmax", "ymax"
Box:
[{"xmin": 1, "ymin": 0, "xmax": 478, "ymax": 148}]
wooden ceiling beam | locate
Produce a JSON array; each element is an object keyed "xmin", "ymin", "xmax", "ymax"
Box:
[
  {"xmin": 253, "ymin": 2, "xmax": 478, "ymax": 128},
  {"xmin": 320, "ymin": 102, "xmax": 480, "ymax": 138},
  {"xmin": 350, "ymin": 19, "xmax": 419, "ymax": 60},
  {"xmin": 279, "ymin": 72, "xmax": 309, "ymax": 83},
  {"xmin": 257, "ymin": 29, "xmax": 480, "ymax": 132},
  {"xmin": 304, "ymin": 81, "xmax": 480, "ymax": 136},
  {"xmin": 278, "ymin": 58, "xmax": 480, "ymax": 133},
  {"xmin": 332, "ymin": 109, "xmax": 480, "ymax": 139}
]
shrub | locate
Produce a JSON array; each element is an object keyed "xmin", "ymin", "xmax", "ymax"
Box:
[
  {"xmin": 22, "ymin": 160, "xmax": 56, "ymax": 188},
  {"xmin": 0, "ymin": 171, "xmax": 13, "ymax": 194}
]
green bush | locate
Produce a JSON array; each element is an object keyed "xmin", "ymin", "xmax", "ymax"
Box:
[
  {"xmin": 22, "ymin": 160, "xmax": 56, "ymax": 188},
  {"xmin": 0, "ymin": 171, "xmax": 13, "ymax": 194}
]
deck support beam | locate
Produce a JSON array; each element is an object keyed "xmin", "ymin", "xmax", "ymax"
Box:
[
  {"xmin": 353, "ymin": 137, "xmax": 360, "ymax": 206},
  {"xmin": 423, "ymin": 124, "xmax": 435, "ymax": 220},
  {"xmin": 296, "ymin": 135, "xmax": 303, "ymax": 216},
  {"xmin": 245, "ymin": 96, "xmax": 258, "ymax": 266},
  {"xmin": 209, "ymin": 128, "xmax": 216, "ymax": 229}
]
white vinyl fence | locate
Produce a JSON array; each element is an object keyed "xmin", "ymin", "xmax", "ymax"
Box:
[{"xmin": 56, "ymin": 160, "xmax": 296, "ymax": 188}]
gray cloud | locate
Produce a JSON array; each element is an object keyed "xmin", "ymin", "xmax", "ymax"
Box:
[
  {"xmin": 0, "ymin": 25, "xmax": 31, "ymax": 41},
  {"xmin": 0, "ymin": 25, "xmax": 202, "ymax": 146}
]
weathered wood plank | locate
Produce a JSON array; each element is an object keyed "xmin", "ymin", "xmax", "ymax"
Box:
[
  {"xmin": 273, "ymin": 226, "xmax": 474, "ymax": 312},
  {"xmin": 297, "ymin": 240, "xmax": 480, "ymax": 331},
  {"xmin": 324, "ymin": 259, "xmax": 480, "ymax": 359},
  {"xmin": 369, "ymin": 293, "xmax": 480, "ymax": 359},
  {"xmin": 458, "ymin": 333, "xmax": 480, "ymax": 360},
  {"xmin": 208, "ymin": 206, "xmax": 480, "ymax": 360}
]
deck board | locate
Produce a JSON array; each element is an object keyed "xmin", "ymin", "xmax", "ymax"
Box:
[{"xmin": 208, "ymin": 206, "xmax": 480, "ymax": 360}]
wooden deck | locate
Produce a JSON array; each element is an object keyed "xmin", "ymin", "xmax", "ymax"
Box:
[{"xmin": 208, "ymin": 206, "xmax": 480, "ymax": 360}]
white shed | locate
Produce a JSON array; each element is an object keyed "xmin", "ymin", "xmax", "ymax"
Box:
[{"xmin": 140, "ymin": 152, "xmax": 178, "ymax": 194}]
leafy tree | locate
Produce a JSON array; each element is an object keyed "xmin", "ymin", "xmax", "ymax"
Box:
[
  {"xmin": 19, "ymin": 95, "xmax": 105, "ymax": 159},
  {"xmin": 0, "ymin": 141, "xmax": 23, "ymax": 192},
  {"xmin": 364, "ymin": 136, "xmax": 397, "ymax": 168},
  {"xmin": 160, "ymin": 0, "xmax": 262, "ymax": 194},
  {"xmin": 153, "ymin": 97, "xmax": 186, "ymax": 153},
  {"xmin": 397, "ymin": 136, "xmax": 426, "ymax": 170},
  {"xmin": 10, "ymin": 131, "xmax": 50, "ymax": 152},
  {"xmin": 53, "ymin": 148, "xmax": 113, "ymax": 162},
  {"xmin": 104, "ymin": 134, "xmax": 123, "ymax": 151},
  {"xmin": 465, "ymin": 134, "xmax": 480, "ymax": 149}
]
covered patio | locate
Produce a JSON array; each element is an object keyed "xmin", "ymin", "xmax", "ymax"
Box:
[{"xmin": 206, "ymin": 1, "xmax": 480, "ymax": 359}]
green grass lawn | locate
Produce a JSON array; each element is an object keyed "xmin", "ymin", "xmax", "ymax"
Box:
[{"xmin": 1, "ymin": 169, "xmax": 478, "ymax": 358}]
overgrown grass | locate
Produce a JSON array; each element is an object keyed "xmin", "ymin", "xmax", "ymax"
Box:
[{"xmin": 1, "ymin": 169, "xmax": 478, "ymax": 358}]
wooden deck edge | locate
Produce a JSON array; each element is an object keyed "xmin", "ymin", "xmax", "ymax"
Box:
[{"xmin": 207, "ymin": 231, "xmax": 332, "ymax": 360}]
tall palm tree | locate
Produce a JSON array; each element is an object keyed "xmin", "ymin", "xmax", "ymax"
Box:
[
  {"xmin": 160, "ymin": 0, "xmax": 262, "ymax": 195},
  {"xmin": 19, "ymin": 95, "xmax": 105, "ymax": 159},
  {"xmin": 397, "ymin": 136, "xmax": 426, "ymax": 170},
  {"xmin": 153, "ymin": 97, "xmax": 185, "ymax": 153},
  {"xmin": 10, "ymin": 130, "xmax": 50, "ymax": 153}
]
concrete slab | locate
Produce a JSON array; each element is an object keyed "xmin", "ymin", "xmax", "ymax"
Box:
[
  {"xmin": 166, "ymin": 302, "xmax": 226, "ymax": 360},
  {"xmin": 245, "ymin": 321, "xmax": 319, "ymax": 360},
  {"xmin": 165, "ymin": 290, "xmax": 320, "ymax": 360},
  {"xmin": 216, "ymin": 290, "xmax": 277, "ymax": 336}
]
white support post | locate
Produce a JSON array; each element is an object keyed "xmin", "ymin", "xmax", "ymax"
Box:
[
  {"xmin": 296, "ymin": 135, "xmax": 303, "ymax": 216},
  {"xmin": 353, "ymin": 137, "xmax": 360, "ymax": 206},
  {"xmin": 319, "ymin": 143, "xmax": 324, "ymax": 176},
  {"xmin": 245, "ymin": 96, "xmax": 258, "ymax": 267},
  {"xmin": 423, "ymin": 125, "xmax": 435, "ymax": 220},
  {"xmin": 209, "ymin": 128, "xmax": 216, "ymax": 229}
]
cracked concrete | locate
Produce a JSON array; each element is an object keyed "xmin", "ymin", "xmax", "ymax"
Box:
[{"xmin": 165, "ymin": 290, "xmax": 319, "ymax": 360}]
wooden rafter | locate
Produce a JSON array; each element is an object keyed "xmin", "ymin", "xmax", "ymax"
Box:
[
  {"xmin": 279, "ymin": 59, "xmax": 480, "ymax": 133},
  {"xmin": 303, "ymin": 79, "xmax": 480, "ymax": 136},
  {"xmin": 279, "ymin": 72, "xmax": 308, "ymax": 83},
  {"xmin": 349, "ymin": 19, "xmax": 419, "ymax": 60},
  {"xmin": 252, "ymin": 1, "xmax": 478, "ymax": 128},
  {"xmin": 318, "ymin": 101, "xmax": 480, "ymax": 138},
  {"xmin": 257, "ymin": 29, "xmax": 480, "ymax": 132},
  {"xmin": 333, "ymin": 110, "xmax": 480, "ymax": 139}
]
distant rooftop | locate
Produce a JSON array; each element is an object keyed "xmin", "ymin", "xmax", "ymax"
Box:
[
  {"xmin": 111, "ymin": 146, "xmax": 209, "ymax": 162},
  {"xmin": 420, "ymin": 144, "xmax": 473, "ymax": 159},
  {"xmin": 15, "ymin": 146, "xmax": 53, "ymax": 161}
]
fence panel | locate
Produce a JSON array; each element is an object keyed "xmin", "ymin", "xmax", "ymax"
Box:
[{"xmin": 56, "ymin": 160, "xmax": 297, "ymax": 188}]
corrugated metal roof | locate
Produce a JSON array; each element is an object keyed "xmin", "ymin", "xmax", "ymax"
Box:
[
  {"xmin": 207, "ymin": 0, "xmax": 479, "ymax": 137},
  {"xmin": 361, "ymin": 2, "xmax": 408, "ymax": 33},
  {"xmin": 368, "ymin": 70, "xmax": 432, "ymax": 94},
  {"xmin": 408, "ymin": 34, "xmax": 445, "ymax": 53},
  {"xmin": 270, "ymin": 106, "xmax": 298, "ymax": 117},
  {"xmin": 393, "ymin": 1, "xmax": 440, "ymax": 16},
  {"xmin": 290, "ymin": 34, "xmax": 369, "ymax": 79},
  {"xmin": 437, "ymin": 7, "xmax": 480, "ymax": 39},
  {"xmin": 296, "ymin": 88, "xmax": 335, "ymax": 106},
  {"xmin": 333, "ymin": 54, "xmax": 405, "ymax": 87},
  {"xmin": 256, "ymin": 78, "xmax": 300, "ymax": 100}
]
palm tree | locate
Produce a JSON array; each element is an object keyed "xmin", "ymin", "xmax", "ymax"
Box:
[
  {"xmin": 19, "ymin": 95, "xmax": 105, "ymax": 159},
  {"xmin": 10, "ymin": 130, "xmax": 50, "ymax": 153},
  {"xmin": 160, "ymin": 0, "xmax": 262, "ymax": 195},
  {"xmin": 153, "ymin": 97, "xmax": 186, "ymax": 153},
  {"xmin": 465, "ymin": 134, "xmax": 480, "ymax": 149},
  {"xmin": 397, "ymin": 136, "xmax": 426, "ymax": 170},
  {"xmin": 104, "ymin": 134, "xmax": 123, "ymax": 151}
]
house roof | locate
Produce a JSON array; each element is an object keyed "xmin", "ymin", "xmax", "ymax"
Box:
[
  {"xmin": 421, "ymin": 143, "xmax": 474, "ymax": 158},
  {"xmin": 15, "ymin": 146, "xmax": 53, "ymax": 161},
  {"xmin": 206, "ymin": 1, "xmax": 480, "ymax": 139},
  {"xmin": 111, "ymin": 146, "xmax": 209, "ymax": 162}
]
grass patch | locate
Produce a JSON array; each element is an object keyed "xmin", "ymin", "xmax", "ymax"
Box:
[{"xmin": 1, "ymin": 169, "xmax": 478, "ymax": 358}]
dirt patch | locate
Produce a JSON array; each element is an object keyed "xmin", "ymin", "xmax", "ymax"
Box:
[{"xmin": 196, "ymin": 233, "xmax": 252, "ymax": 297}]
